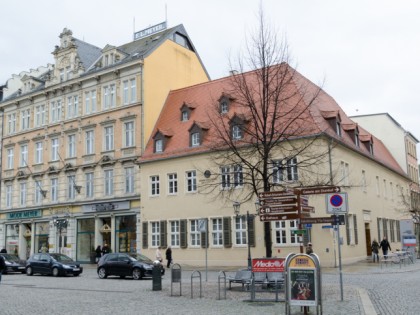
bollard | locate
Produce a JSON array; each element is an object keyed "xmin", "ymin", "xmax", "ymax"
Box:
[{"xmin": 152, "ymin": 261, "xmax": 162, "ymax": 291}]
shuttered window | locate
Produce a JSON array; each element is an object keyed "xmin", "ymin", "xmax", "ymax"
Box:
[
  {"xmin": 223, "ymin": 217, "xmax": 232, "ymax": 248},
  {"xmin": 160, "ymin": 220, "xmax": 167, "ymax": 248},
  {"xmin": 142, "ymin": 221, "xmax": 148, "ymax": 249},
  {"xmin": 180, "ymin": 220, "xmax": 188, "ymax": 248}
]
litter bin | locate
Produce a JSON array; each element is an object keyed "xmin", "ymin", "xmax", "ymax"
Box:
[{"xmin": 152, "ymin": 261, "xmax": 162, "ymax": 291}]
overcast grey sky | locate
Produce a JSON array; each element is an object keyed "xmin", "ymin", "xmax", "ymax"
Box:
[{"xmin": 1, "ymin": 0, "xmax": 420, "ymax": 149}]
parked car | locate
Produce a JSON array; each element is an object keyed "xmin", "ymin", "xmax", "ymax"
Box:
[
  {"xmin": 26, "ymin": 253, "xmax": 83, "ymax": 277},
  {"xmin": 97, "ymin": 252, "xmax": 165, "ymax": 280},
  {"xmin": 0, "ymin": 253, "xmax": 26, "ymax": 274}
]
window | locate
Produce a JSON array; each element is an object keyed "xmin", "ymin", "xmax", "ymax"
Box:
[
  {"xmin": 104, "ymin": 126, "xmax": 114, "ymax": 151},
  {"xmin": 20, "ymin": 144, "xmax": 28, "ymax": 167},
  {"xmin": 340, "ymin": 161, "xmax": 349, "ymax": 186},
  {"xmin": 104, "ymin": 169, "xmax": 114, "ymax": 196},
  {"xmin": 361, "ymin": 170, "xmax": 367, "ymax": 192},
  {"xmin": 103, "ymin": 84, "xmax": 116, "ymax": 109},
  {"xmin": 272, "ymin": 158, "xmax": 298, "ymax": 183},
  {"xmin": 60, "ymin": 69, "xmax": 65, "ymax": 82},
  {"xmin": 125, "ymin": 167, "xmax": 134, "ymax": 194},
  {"xmin": 181, "ymin": 110, "xmax": 189, "ymax": 121},
  {"xmin": 191, "ymin": 132, "xmax": 200, "ymax": 146},
  {"xmin": 273, "ymin": 160, "xmax": 284, "ymax": 183},
  {"xmin": 67, "ymin": 175, "xmax": 76, "ymax": 200},
  {"xmin": 232, "ymin": 125, "xmax": 243, "ymax": 140},
  {"xmin": 7, "ymin": 113, "xmax": 16, "ymax": 134},
  {"xmin": 21, "ymin": 109, "xmax": 30, "ymax": 130},
  {"xmin": 151, "ymin": 222, "xmax": 160, "ymax": 247},
  {"xmin": 7, "ymin": 148, "xmax": 14, "ymax": 169},
  {"xmin": 68, "ymin": 134, "xmax": 76, "ymax": 158},
  {"xmin": 212, "ymin": 218, "xmax": 223, "ymax": 246},
  {"xmin": 130, "ymin": 79, "xmax": 136, "ymax": 103},
  {"xmin": 220, "ymin": 98, "xmax": 229, "ymax": 113},
  {"xmin": 376, "ymin": 176, "xmax": 380, "ymax": 196},
  {"xmin": 51, "ymin": 138, "xmax": 59, "ymax": 161},
  {"xmin": 155, "ymin": 139, "xmax": 163, "ymax": 153},
  {"xmin": 274, "ymin": 220, "xmax": 299, "ymax": 245},
  {"xmin": 354, "ymin": 130, "xmax": 360, "ymax": 147},
  {"xmin": 124, "ymin": 121, "xmax": 134, "ymax": 147},
  {"xmin": 186, "ymin": 171, "xmax": 197, "ymax": 192},
  {"xmin": 221, "ymin": 165, "xmax": 243, "ymax": 189},
  {"xmin": 390, "ymin": 182, "xmax": 394, "ymax": 200},
  {"xmin": 235, "ymin": 216, "xmax": 247, "ymax": 245},
  {"xmin": 85, "ymin": 90, "xmax": 97, "ymax": 114},
  {"xmin": 346, "ymin": 214, "xmax": 358, "ymax": 245},
  {"xmin": 66, "ymin": 95, "xmax": 79, "ymax": 118},
  {"xmin": 51, "ymin": 178, "xmax": 58, "ymax": 202},
  {"xmin": 170, "ymin": 221, "xmax": 180, "ymax": 247},
  {"xmin": 85, "ymin": 130, "xmax": 94, "ymax": 155},
  {"xmin": 66, "ymin": 66, "xmax": 71, "ymax": 80},
  {"xmin": 85, "ymin": 172, "xmax": 94, "ymax": 198},
  {"xmin": 50, "ymin": 100, "xmax": 62, "ymax": 123},
  {"xmin": 34, "ymin": 180, "xmax": 43, "ymax": 204},
  {"xmin": 20, "ymin": 182, "xmax": 27, "ymax": 206},
  {"xmin": 6, "ymin": 184, "xmax": 12, "ymax": 208},
  {"xmin": 190, "ymin": 220, "xmax": 201, "ymax": 246},
  {"xmin": 383, "ymin": 179, "xmax": 387, "ymax": 198},
  {"xmin": 221, "ymin": 166, "xmax": 231, "ymax": 189},
  {"xmin": 35, "ymin": 141, "xmax": 43, "ymax": 164},
  {"xmin": 168, "ymin": 173, "xmax": 178, "ymax": 195},
  {"xmin": 150, "ymin": 175, "xmax": 160, "ymax": 196},
  {"xmin": 287, "ymin": 158, "xmax": 298, "ymax": 181},
  {"xmin": 35, "ymin": 105, "xmax": 46, "ymax": 127},
  {"xmin": 123, "ymin": 80, "xmax": 129, "ymax": 105},
  {"xmin": 122, "ymin": 79, "xmax": 136, "ymax": 105},
  {"xmin": 336, "ymin": 119, "xmax": 342, "ymax": 137}
]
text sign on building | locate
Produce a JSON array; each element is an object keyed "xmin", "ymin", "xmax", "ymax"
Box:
[
  {"xmin": 325, "ymin": 193, "xmax": 348, "ymax": 214},
  {"xmin": 299, "ymin": 216, "xmax": 335, "ymax": 225},
  {"xmin": 7, "ymin": 210, "xmax": 42, "ymax": 220},
  {"xmin": 134, "ymin": 21, "xmax": 167, "ymax": 40},
  {"xmin": 252, "ymin": 258, "xmax": 285, "ymax": 273},
  {"xmin": 296, "ymin": 186, "xmax": 341, "ymax": 195}
]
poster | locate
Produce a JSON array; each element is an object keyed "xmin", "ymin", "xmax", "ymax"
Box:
[{"xmin": 289, "ymin": 268, "xmax": 317, "ymax": 306}]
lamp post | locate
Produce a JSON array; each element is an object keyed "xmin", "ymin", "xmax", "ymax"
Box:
[
  {"xmin": 53, "ymin": 216, "xmax": 69, "ymax": 254},
  {"xmin": 233, "ymin": 201, "xmax": 254, "ymax": 270}
]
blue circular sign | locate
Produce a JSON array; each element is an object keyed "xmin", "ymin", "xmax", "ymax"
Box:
[{"xmin": 330, "ymin": 194, "xmax": 343, "ymax": 207}]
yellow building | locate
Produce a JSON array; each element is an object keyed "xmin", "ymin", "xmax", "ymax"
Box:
[{"xmin": 0, "ymin": 23, "xmax": 209, "ymax": 261}]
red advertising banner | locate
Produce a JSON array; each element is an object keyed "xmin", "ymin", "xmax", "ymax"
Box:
[{"xmin": 252, "ymin": 258, "xmax": 285, "ymax": 272}]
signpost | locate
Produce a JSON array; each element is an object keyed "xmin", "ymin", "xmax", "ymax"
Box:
[
  {"xmin": 260, "ymin": 213, "xmax": 300, "ymax": 221},
  {"xmin": 296, "ymin": 186, "xmax": 340, "ymax": 195}
]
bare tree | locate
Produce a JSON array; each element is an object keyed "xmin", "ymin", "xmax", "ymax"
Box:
[{"xmin": 201, "ymin": 8, "xmax": 334, "ymax": 258}]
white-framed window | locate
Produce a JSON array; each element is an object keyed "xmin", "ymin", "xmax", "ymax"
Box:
[
  {"xmin": 7, "ymin": 148, "xmax": 14, "ymax": 169},
  {"xmin": 130, "ymin": 78, "xmax": 136, "ymax": 103},
  {"xmin": 122, "ymin": 78, "xmax": 137, "ymax": 105},
  {"xmin": 50, "ymin": 100, "xmax": 62, "ymax": 123},
  {"xmin": 287, "ymin": 158, "xmax": 298, "ymax": 181},
  {"xmin": 235, "ymin": 216, "xmax": 247, "ymax": 245},
  {"xmin": 20, "ymin": 109, "xmax": 30, "ymax": 131},
  {"xmin": 274, "ymin": 220, "xmax": 299, "ymax": 245},
  {"xmin": 67, "ymin": 175, "xmax": 76, "ymax": 200},
  {"xmin": 35, "ymin": 105, "xmax": 46, "ymax": 127},
  {"xmin": 272, "ymin": 160, "xmax": 284, "ymax": 183},
  {"xmin": 123, "ymin": 80, "xmax": 129, "ymax": 105},
  {"xmin": 51, "ymin": 138, "xmax": 59, "ymax": 161},
  {"xmin": 190, "ymin": 220, "xmax": 201, "ymax": 247},
  {"xmin": 6, "ymin": 184, "xmax": 12, "ymax": 208},
  {"xmin": 125, "ymin": 167, "xmax": 134, "ymax": 194},
  {"xmin": 212, "ymin": 218, "xmax": 223, "ymax": 246},
  {"xmin": 104, "ymin": 169, "xmax": 114, "ymax": 196},
  {"xmin": 272, "ymin": 158, "xmax": 298, "ymax": 183},
  {"xmin": 186, "ymin": 170, "xmax": 197, "ymax": 192},
  {"xmin": 150, "ymin": 175, "xmax": 160, "ymax": 196},
  {"xmin": 85, "ymin": 172, "xmax": 94, "ymax": 198},
  {"xmin": 347, "ymin": 214, "xmax": 356, "ymax": 245},
  {"xmin": 170, "ymin": 221, "xmax": 180, "ymax": 247},
  {"xmin": 220, "ymin": 100, "xmax": 228, "ymax": 113},
  {"xmin": 155, "ymin": 139, "xmax": 163, "ymax": 153},
  {"xmin": 85, "ymin": 130, "xmax": 94, "ymax": 155},
  {"xmin": 7, "ymin": 113, "xmax": 16, "ymax": 134},
  {"xmin": 34, "ymin": 180, "xmax": 43, "ymax": 204},
  {"xmin": 232, "ymin": 125, "xmax": 242, "ymax": 140},
  {"xmin": 66, "ymin": 66, "xmax": 72, "ymax": 80},
  {"xmin": 124, "ymin": 121, "xmax": 135, "ymax": 147},
  {"xmin": 85, "ymin": 90, "xmax": 97, "ymax": 114},
  {"xmin": 67, "ymin": 95, "xmax": 79, "ymax": 118},
  {"xmin": 151, "ymin": 222, "xmax": 160, "ymax": 247},
  {"xmin": 220, "ymin": 165, "xmax": 243, "ymax": 189},
  {"xmin": 103, "ymin": 84, "xmax": 116, "ymax": 109},
  {"xmin": 361, "ymin": 170, "xmax": 367, "ymax": 193},
  {"xmin": 51, "ymin": 178, "xmax": 58, "ymax": 202},
  {"xmin": 104, "ymin": 126, "xmax": 114, "ymax": 151},
  {"xmin": 181, "ymin": 111, "xmax": 189, "ymax": 121},
  {"xmin": 20, "ymin": 144, "xmax": 28, "ymax": 167},
  {"xmin": 35, "ymin": 141, "xmax": 43, "ymax": 164},
  {"xmin": 168, "ymin": 173, "xmax": 178, "ymax": 195},
  {"xmin": 191, "ymin": 132, "xmax": 200, "ymax": 146},
  {"xmin": 221, "ymin": 166, "xmax": 230, "ymax": 189},
  {"xmin": 68, "ymin": 134, "xmax": 76, "ymax": 158},
  {"xmin": 19, "ymin": 182, "xmax": 27, "ymax": 207},
  {"xmin": 60, "ymin": 69, "xmax": 65, "ymax": 82}
]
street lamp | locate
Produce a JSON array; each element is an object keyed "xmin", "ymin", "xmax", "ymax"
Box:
[
  {"xmin": 53, "ymin": 215, "xmax": 69, "ymax": 254},
  {"xmin": 233, "ymin": 201, "xmax": 254, "ymax": 270}
]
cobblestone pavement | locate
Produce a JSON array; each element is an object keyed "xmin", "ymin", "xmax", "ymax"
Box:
[{"xmin": 0, "ymin": 260, "xmax": 419, "ymax": 315}]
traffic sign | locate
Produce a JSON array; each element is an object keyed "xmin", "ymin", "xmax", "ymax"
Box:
[
  {"xmin": 259, "ymin": 213, "xmax": 300, "ymax": 221},
  {"xmin": 299, "ymin": 216, "xmax": 335, "ymax": 224},
  {"xmin": 326, "ymin": 193, "xmax": 348, "ymax": 214},
  {"xmin": 295, "ymin": 186, "xmax": 341, "ymax": 195},
  {"xmin": 259, "ymin": 205, "xmax": 298, "ymax": 214}
]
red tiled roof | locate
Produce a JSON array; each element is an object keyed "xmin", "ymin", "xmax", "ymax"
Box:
[{"xmin": 140, "ymin": 64, "xmax": 406, "ymax": 177}]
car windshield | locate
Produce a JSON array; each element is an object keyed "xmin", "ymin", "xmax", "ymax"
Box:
[
  {"xmin": 1, "ymin": 254, "xmax": 19, "ymax": 262},
  {"xmin": 130, "ymin": 253, "xmax": 153, "ymax": 264},
  {"xmin": 49, "ymin": 254, "xmax": 74, "ymax": 262}
]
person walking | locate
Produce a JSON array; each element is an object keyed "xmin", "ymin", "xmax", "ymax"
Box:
[
  {"xmin": 371, "ymin": 239, "xmax": 380, "ymax": 263},
  {"xmin": 165, "ymin": 246, "xmax": 172, "ymax": 268},
  {"xmin": 0, "ymin": 254, "xmax": 6, "ymax": 285},
  {"xmin": 156, "ymin": 247, "xmax": 162, "ymax": 263},
  {"xmin": 102, "ymin": 243, "xmax": 110, "ymax": 255},
  {"xmin": 95, "ymin": 245, "xmax": 102, "ymax": 262},
  {"xmin": 380, "ymin": 236, "xmax": 391, "ymax": 258}
]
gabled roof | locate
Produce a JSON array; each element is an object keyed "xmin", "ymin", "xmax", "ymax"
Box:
[{"xmin": 141, "ymin": 63, "xmax": 405, "ymax": 177}]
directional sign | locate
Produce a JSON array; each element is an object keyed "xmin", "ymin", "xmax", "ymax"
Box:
[
  {"xmin": 259, "ymin": 197, "xmax": 297, "ymax": 206},
  {"xmin": 259, "ymin": 206, "xmax": 298, "ymax": 214},
  {"xmin": 299, "ymin": 216, "xmax": 335, "ymax": 224},
  {"xmin": 295, "ymin": 186, "xmax": 341, "ymax": 195},
  {"xmin": 260, "ymin": 213, "xmax": 300, "ymax": 221},
  {"xmin": 301, "ymin": 205, "xmax": 315, "ymax": 213},
  {"xmin": 258, "ymin": 190, "xmax": 295, "ymax": 199}
]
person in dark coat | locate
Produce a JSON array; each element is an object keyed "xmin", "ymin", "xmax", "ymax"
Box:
[
  {"xmin": 165, "ymin": 246, "xmax": 173, "ymax": 268},
  {"xmin": 380, "ymin": 236, "xmax": 391, "ymax": 258},
  {"xmin": 95, "ymin": 245, "xmax": 102, "ymax": 262},
  {"xmin": 306, "ymin": 243, "xmax": 313, "ymax": 255},
  {"xmin": 0, "ymin": 248, "xmax": 7, "ymax": 253},
  {"xmin": 371, "ymin": 239, "xmax": 380, "ymax": 263},
  {"xmin": 102, "ymin": 243, "xmax": 110, "ymax": 255}
]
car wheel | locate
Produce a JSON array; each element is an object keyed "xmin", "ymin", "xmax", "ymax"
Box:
[
  {"xmin": 98, "ymin": 267, "xmax": 107, "ymax": 279},
  {"xmin": 132, "ymin": 268, "xmax": 142, "ymax": 280},
  {"xmin": 52, "ymin": 267, "xmax": 59, "ymax": 277},
  {"xmin": 26, "ymin": 266, "xmax": 33, "ymax": 276}
]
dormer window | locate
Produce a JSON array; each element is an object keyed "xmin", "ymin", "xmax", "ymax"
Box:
[
  {"xmin": 189, "ymin": 122, "xmax": 208, "ymax": 147},
  {"xmin": 336, "ymin": 119, "xmax": 342, "ymax": 137},
  {"xmin": 355, "ymin": 129, "xmax": 360, "ymax": 147},
  {"xmin": 180, "ymin": 103, "xmax": 194, "ymax": 121},
  {"xmin": 181, "ymin": 110, "xmax": 189, "ymax": 121},
  {"xmin": 191, "ymin": 132, "xmax": 200, "ymax": 146},
  {"xmin": 155, "ymin": 139, "xmax": 163, "ymax": 153},
  {"xmin": 153, "ymin": 129, "xmax": 173, "ymax": 153},
  {"xmin": 232, "ymin": 125, "xmax": 242, "ymax": 140},
  {"xmin": 229, "ymin": 114, "xmax": 246, "ymax": 140}
]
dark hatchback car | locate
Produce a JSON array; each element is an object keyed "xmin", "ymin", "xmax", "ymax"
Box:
[
  {"xmin": 97, "ymin": 252, "xmax": 165, "ymax": 280},
  {"xmin": 0, "ymin": 253, "xmax": 26, "ymax": 274},
  {"xmin": 26, "ymin": 253, "xmax": 83, "ymax": 277}
]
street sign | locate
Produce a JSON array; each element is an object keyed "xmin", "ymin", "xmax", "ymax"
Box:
[
  {"xmin": 295, "ymin": 186, "xmax": 341, "ymax": 195},
  {"xmin": 260, "ymin": 213, "xmax": 300, "ymax": 221},
  {"xmin": 258, "ymin": 190, "xmax": 295, "ymax": 199},
  {"xmin": 326, "ymin": 193, "xmax": 348, "ymax": 214},
  {"xmin": 301, "ymin": 205, "xmax": 315, "ymax": 213},
  {"xmin": 299, "ymin": 216, "xmax": 335, "ymax": 224},
  {"xmin": 259, "ymin": 205, "xmax": 299, "ymax": 214},
  {"xmin": 259, "ymin": 197, "xmax": 297, "ymax": 206},
  {"xmin": 291, "ymin": 229, "xmax": 307, "ymax": 235}
]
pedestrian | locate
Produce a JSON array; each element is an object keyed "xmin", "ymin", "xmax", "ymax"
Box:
[
  {"xmin": 102, "ymin": 243, "xmax": 110, "ymax": 255},
  {"xmin": 156, "ymin": 247, "xmax": 162, "ymax": 263},
  {"xmin": 306, "ymin": 242, "xmax": 313, "ymax": 255},
  {"xmin": 380, "ymin": 236, "xmax": 391, "ymax": 258},
  {"xmin": 95, "ymin": 245, "xmax": 102, "ymax": 262},
  {"xmin": 40, "ymin": 243, "xmax": 48, "ymax": 253},
  {"xmin": 371, "ymin": 239, "xmax": 380, "ymax": 263},
  {"xmin": 165, "ymin": 246, "xmax": 172, "ymax": 268},
  {"xmin": 0, "ymin": 254, "xmax": 5, "ymax": 285},
  {"xmin": 0, "ymin": 248, "xmax": 7, "ymax": 253}
]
